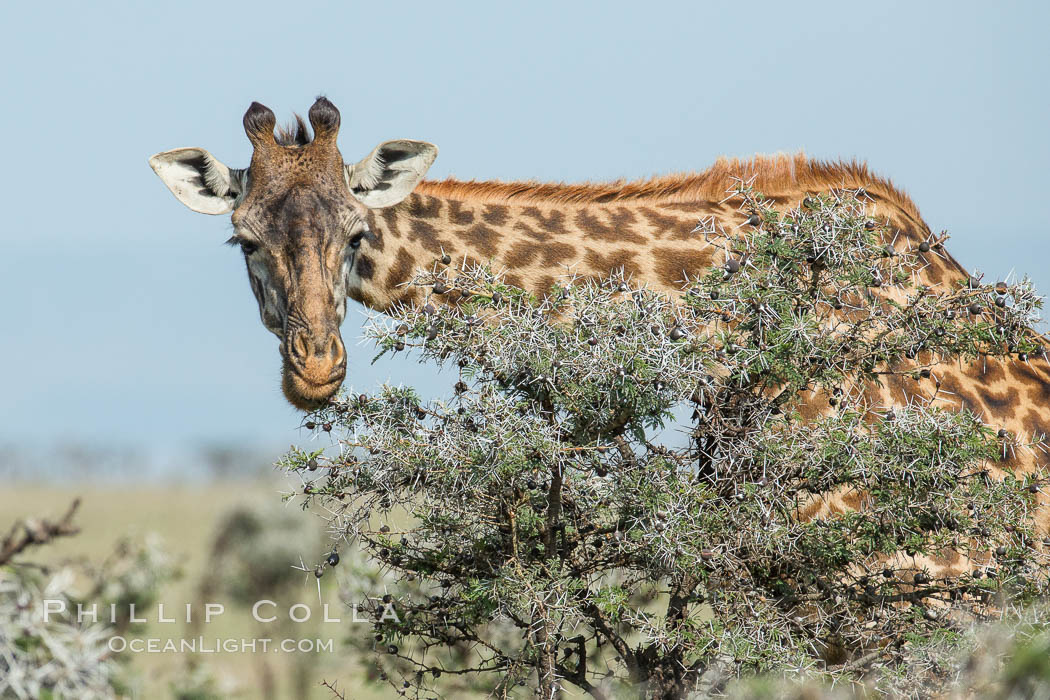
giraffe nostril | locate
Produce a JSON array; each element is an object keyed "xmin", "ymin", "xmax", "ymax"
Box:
[
  {"xmin": 329, "ymin": 335, "xmax": 345, "ymax": 365},
  {"xmin": 293, "ymin": 333, "xmax": 309, "ymax": 360}
]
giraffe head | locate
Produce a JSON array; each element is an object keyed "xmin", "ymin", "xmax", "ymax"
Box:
[{"xmin": 149, "ymin": 97, "xmax": 438, "ymax": 410}]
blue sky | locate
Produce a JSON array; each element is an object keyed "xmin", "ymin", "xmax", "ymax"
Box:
[{"xmin": 1, "ymin": 1, "xmax": 1047, "ymax": 453}]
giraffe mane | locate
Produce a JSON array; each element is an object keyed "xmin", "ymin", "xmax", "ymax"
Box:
[
  {"xmin": 275, "ymin": 114, "xmax": 312, "ymax": 147},
  {"xmin": 417, "ymin": 152, "xmax": 923, "ymax": 220}
]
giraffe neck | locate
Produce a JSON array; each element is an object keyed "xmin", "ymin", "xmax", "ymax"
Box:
[{"xmin": 354, "ymin": 191, "xmax": 729, "ymax": 311}]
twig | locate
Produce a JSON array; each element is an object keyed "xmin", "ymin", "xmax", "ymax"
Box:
[{"xmin": 0, "ymin": 498, "xmax": 81, "ymax": 566}]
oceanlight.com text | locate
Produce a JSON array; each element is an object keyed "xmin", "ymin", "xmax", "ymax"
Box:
[{"xmin": 107, "ymin": 636, "xmax": 336, "ymax": 654}]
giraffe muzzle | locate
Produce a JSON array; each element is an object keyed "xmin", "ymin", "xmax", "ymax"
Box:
[{"xmin": 281, "ymin": 326, "xmax": 347, "ymax": 410}]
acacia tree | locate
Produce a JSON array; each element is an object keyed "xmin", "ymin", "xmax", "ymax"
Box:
[{"xmin": 285, "ymin": 186, "xmax": 1050, "ymax": 699}]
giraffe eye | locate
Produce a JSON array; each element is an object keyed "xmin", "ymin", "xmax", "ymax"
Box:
[{"xmin": 240, "ymin": 241, "xmax": 259, "ymax": 255}]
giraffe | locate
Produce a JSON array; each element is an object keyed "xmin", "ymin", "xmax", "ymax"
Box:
[{"xmin": 151, "ymin": 98, "xmax": 1050, "ymax": 560}]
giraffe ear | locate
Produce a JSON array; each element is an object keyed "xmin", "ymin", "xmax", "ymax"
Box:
[
  {"xmin": 149, "ymin": 147, "xmax": 247, "ymax": 215},
  {"xmin": 345, "ymin": 140, "xmax": 438, "ymax": 209}
]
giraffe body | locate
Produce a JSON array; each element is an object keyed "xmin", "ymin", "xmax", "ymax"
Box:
[{"xmin": 362, "ymin": 158, "xmax": 1050, "ymax": 468}]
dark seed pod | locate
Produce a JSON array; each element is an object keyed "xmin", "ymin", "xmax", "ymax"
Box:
[
  {"xmin": 588, "ymin": 337, "xmax": 598, "ymax": 347},
  {"xmin": 305, "ymin": 421, "xmax": 316, "ymax": 430},
  {"xmin": 380, "ymin": 525, "xmax": 390, "ymax": 533},
  {"xmin": 382, "ymin": 594, "xmax": 393, "ymax": 604},
  {"xmin": 491, "ymin": 291, "xmax": 503, "ymax": 304},
  {"xmin": 914, "ymin": 572, "xmax": 929, "ymax": 585},
  {"xmin": 968, "ymin": 276, "xmax": 981, "ymax": 289},
  {"xmin": 441, "ymin": 254, "xmax": 451, "ymax": 265},
  {"xmin": 995, "ymin": 281, "xmax": 1008, "ymax": 294},
  {"xmin": 803, "ymin": 197, "xmax": 817, "ymax": 209},
  {"xmin": 710, "ymin": 289, "xmax": 719, "ymax": 300},
  {"xmin": 832, "ymin": 298, "xmax": 843, "ymax": 310},
  {"xmin": 358, "ymin": 394, "xmax": 369, "ymax": 404},
  {"xmin": 968, "ymin": 303, "xmax": 982, "ymax": 315},
  {"xmin": 314, "ymin": 565, "xmax": 324, "ymax": 579},
  {"xmin": 669, "ymin": 326, "xmax": 686, "ymax": 341},
  {"xmin": 998, "ymin": 429, "xmax": 1009, "ymax": 439},
  {"xmin": 323, "ymin": 423, "xmax": 332, "ymax": 432},
  {"xmin": 394, "ymin": 341, "xmax": 405, "ymax": 351},
  {"xmin": 454, "ymin": 381, "xmax": 468, "ymax": 394},
  {"xmin": 996, "ymin": 546, "xmax": 1007, "ymax": 557},
  {"xmin": 865, "ymin": 220, "xmax": 876, "ymax": 231},
  {"xmin": 307, "ymin": 458, "xmax": 318, "ymax": 471},
  {"xmin": 433, "ymin": 281, "xmax": 449, "ymax": 295},
  {"xmin": 918, "ymin": 241, "xmax": 931, "ymax": 253},
  {"xmin": 327, "ymin": 551, "xmax": 340, "ymax": 566},
  {"xmin": 1018, "ymin": 352, "xmax": 1028, "ymax": 361},
  {"xmin": 387, "ymin": 645, "xmax": 398, "ymax": 654},
  {"xmin": 747, "ymin": 213, "xmax": 761, "ymax": 227},
  {"xmin": 724, "ymin": 259, "xmax": 741, "ymax": 274},
  {"xmin": 995, "ymin": 296, "xmax": 1007, "ymax": 308},
  {"xmin": 426, "ymin": 325, "xmax": 439, "ymax": 340},
  {"xmin": 1029, "ymin": 484, "xmax": 1040, "ymax": 494}
]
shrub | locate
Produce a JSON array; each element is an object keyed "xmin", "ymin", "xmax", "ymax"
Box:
[
  {"xmin": 0, "ymin": 500, "xmax": 178, "ymax": 698},
  {"xmin": 285, "ymin": 185, "xmax": 1050, "ymax": 699}
]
